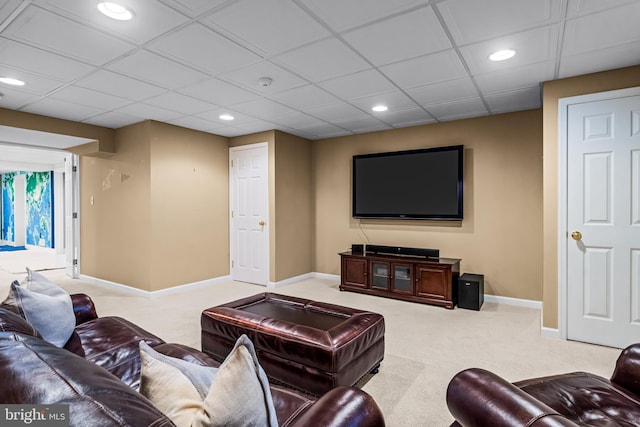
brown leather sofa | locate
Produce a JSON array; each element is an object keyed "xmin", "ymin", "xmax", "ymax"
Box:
[
  {"xmin": 0, "ymin": 293, "xmax": 385, "ymax": 427},
  {"xmin": 446, "ymin": 343, "xmax": 640, "ymax": 426}
]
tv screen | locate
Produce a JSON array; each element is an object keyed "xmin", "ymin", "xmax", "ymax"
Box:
[{"xmin": 352, "ymin": 145, "xmax": 463, "ymax": 220}]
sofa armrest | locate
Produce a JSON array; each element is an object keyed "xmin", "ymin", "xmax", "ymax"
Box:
[
  {"xmin": 611, "ymin": 343, "xmax": 640, "ymax": 397},
  {"xmin": 288, "ymin": 386, "xmax": 385, "ymax": 427},
  {"xmin": 447, "ymin": 368, "xmax": 579, "ymax": 427},
  {"xmin": 70, "ymin": 294, "xmax": 98, "ymax": 325}
]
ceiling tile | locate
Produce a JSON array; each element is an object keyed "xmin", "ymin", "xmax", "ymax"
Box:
[
  {"xmin": 290, "ymin": 122, "xmax": 351, "ymax": 139},
  {"xmin": 566, "ymin": 0, "xmax": 639, "ymax": 18},
  {"xmin": 203, "ymin": 0, "xmax": 330, "ymax": 56},
  {"xmin": 143, "ymin": 92, "xmax": 215, "ymax": 115},
  {"xmin": 0, "ymin": 0, "xmax": 23, "ymax": 23},
  {"xmin": 380, "ymin": 50, "xmax": 467, "ymax": 89},
  {"xmin": 270, "ymin": 85, "xmax": 341, "ymax": 110},
  {"xmin": 271, "ymin": 112, "xmax": 327, "ymax": 129},
  {"xmin": 84, "ymin": 111, "xmax": 143, "ymax": 129},
  {"xmin": 149, "ymin": 23, "xmax": 262, "ymax": 76},
  {"xmin": 158, "ymin": 0, "xmax": 230, "ymax": 18},
  {"xmin": 562, "ymin": 2, "xmax": 640, "ymax": 55},
  {"xmin": 343, "ymin": 7, "xmax": 451, "ymax": 66},
  {"xmin": 74, "ymin": 70, "xmax": 166, "ymax": 101},
  {"xmin": 22, "ymin": 97, "xmax": 105, "ymax": 122},
  {"xmin": 0, "ymin": 86, "xmax": 41, "ymax": 110},
  {"xmin": 117, "ymin": 102, "xmax": 183, "ymax": 122},
  {"xmin": 106, "ymin": 50, "xmax": 208, "ymax": 90},
  {"xmin": 217, "ymin": 60, "xmax": 307, "ymax": 95},
  {"xmin": 484, "ymin": 86, "xmax": 541, "ymax": 114},
  {"xmin": 474, "ymin": 61, "xmax": 554, "ymax": 94},
  {"xmin": 426, "ymin": 97, "xmax": 489, "ymax": 121},
  {"xmin": 333, "ymin": 115, "xmax": 390, "ymax": 133},
  {"xmin": 168, "ymin": 115, "xmax": 222, "ymax": 132},
  {"xmin": 379, "ymin": 107, "xmax": 436, "ymax": 127},
  {"xmin": 235, "ymin": 119, "xmax": 280, "ymax": 134},
  {"xmin": 459, "ymin": 25, "xmax": 560, "ymax": 75},
  {"xmin": 349, "ymin": 91, "xmax": 420, "ymax": 113},
  {"xmin": 306, "ymin": 103, "xmax": 367, "ymax": 121},
  {"xmin": 299, "ymin": 0, "xmax": 424, "ymax": 32},
  {"xmin": 50, "ymin": 86, "xmax": 131, "ymax": 110},
  {"xmin": 0, "ymin": 64, "xmax": 65, "ymax": 95},
  {"xmin": 178, "ymin": 78, "xmax": 259, "ymax": 105},
  {"xmin": 273, "ymin": 38, "xmax": 370, "ymax": 82},
  {"xmin": 437, "ymin": 0, "xmax": 562, "ymax": 44},
  {"xmin": 559, "ymin": 41, "xmax": 640, "ymax": 79},
  {"xmin": 0, "ymin": 40, "xmax": 95, "ymax": 82},
  {"xmin": 195, "ymin": 108, "xmax": 258, "ymax": 127},
  {"xmin": 33, "ymin": 0, "xmax": 189, "ymax": 45},
  {"xmin": 318, "ymin": 69, "xmax": 397, "ymax": 100},
  {"xmin": 230, "ymin": 98, "xmax": 299, "ymax": 121},
  {"xmin": 3, "ymin": 5, "xmax": 135, "ymax": 65},
  {"xmin": 407, "ymin": 78, "xmax": 478, "ymax": 106}
]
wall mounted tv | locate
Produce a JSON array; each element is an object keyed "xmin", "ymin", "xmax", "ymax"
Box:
[{"xmin": 352, "ymin": 145, "xmax": 463, "ymax": 220}]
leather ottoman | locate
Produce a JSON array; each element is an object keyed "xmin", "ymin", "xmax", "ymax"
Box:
[{"xmin": 201, "ymin": 293, "xmax": 385, "ymax": 396}]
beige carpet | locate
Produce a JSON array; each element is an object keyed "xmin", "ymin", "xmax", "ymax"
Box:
[
  {"xmin": 0, "ymin": 246, "xmax": 62, "ymax": 274},
  {"xmin": 0, "ymin": 268, "xmax": 621, "ymax": 426}
]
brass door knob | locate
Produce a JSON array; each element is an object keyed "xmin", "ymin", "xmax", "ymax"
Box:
[
  {"xmin": 571, "ymin": 231, "xmax": 582, "ymax": 241},
  {"xmin": 258, "ymin": 221, "xmax": 265, "ymax": 226}
]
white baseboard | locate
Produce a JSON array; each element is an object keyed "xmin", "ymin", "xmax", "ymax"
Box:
[
  {"xmin": 540, "ymin": 327, "xmax": 560, "ymax": 339},
  {"xmin": 269, "ymin": 272, "xmax": 315, "ymax": 288},
  {"xmin": 78, "ymin": 274, "xmax": 232, "ymax": 297},
  {"xmin": 483, "ymin": 294, "xmax": 542, "ymax": 309}
]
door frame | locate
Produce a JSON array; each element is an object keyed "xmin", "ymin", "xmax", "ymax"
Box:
[
  {"xmin": 558, "ymin": 86, "xmax": 640, "ymax": 340},
  {"xmin": 228, "ymin": 142, "xmax": 270, "ymax": 285}
]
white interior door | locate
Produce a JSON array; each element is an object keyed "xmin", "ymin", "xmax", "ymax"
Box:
[
  {"xmin": 565, "ymin": 91, "xmax": 640, "ymax": 348},
  {"xmin": 229, "ymin": 143, "xmax": 269, "ymax": 285}
]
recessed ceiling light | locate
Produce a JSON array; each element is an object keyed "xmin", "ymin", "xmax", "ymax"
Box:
[
  {"xmin": 489, "ymin": 49, "xmax": 516, "ymax": 61},
  {"xmin": 97, "ymin": 2, "xmax": 134, "ymax": 21},
  {"xmin": 219, "ymin": 114, "xmax": 234, "ymax": 121},
  {"xmin": 372, "ymin": 105, "xmax": 388, "ymax": 112},
  {"xmin": 0, "ymin": 77, "xmax": 25, "ymax": 86}
]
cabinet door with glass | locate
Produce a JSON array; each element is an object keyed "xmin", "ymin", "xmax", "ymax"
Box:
[
  {"xmin": 390, "ymin": 263, "xmax": 413, "ymax": 295},
  {"xmin": 369, "ymin": 260, "xmax": 390, "ymax": 291}
]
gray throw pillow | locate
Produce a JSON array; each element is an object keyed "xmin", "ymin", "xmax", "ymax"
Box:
[
  {"xmin": 1, "ymin": 268, "xmax": 75, "ymax": 347},
  {"xmin": 140, "ymin": 334, "xmax": 279, "ymax": 427}
]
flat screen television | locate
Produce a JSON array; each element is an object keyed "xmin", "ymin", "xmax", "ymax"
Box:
[{"xmin": 352, "ymin": 145, "xmax": 463, "ymax": 220}]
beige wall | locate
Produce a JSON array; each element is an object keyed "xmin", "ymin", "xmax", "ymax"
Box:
[
  {"xmin": 313, "ymin": 110, "xmax": 544, "ymax": 300},
  {"xmin": 273, "ymin": 131, "xmax": 312, "ymax": 281},
  {"xmin": 542, "ymin": 65, "xmax": 640, "ymax": 329},
  {"xmin": 81, "ymin": 121, "xmax": 229, "ymax": 291},
  {"xmin": 148, "ymin": 122, "xmax": 229, "ymax": 290},
  {"xmin": 80, "ymin": 121, "xmax": 152, "ymax": 289}
]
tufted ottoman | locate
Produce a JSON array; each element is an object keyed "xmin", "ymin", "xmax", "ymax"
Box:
[{"xmin": 201, "ymin": 293, "xmax": 385, "ymax": 396}]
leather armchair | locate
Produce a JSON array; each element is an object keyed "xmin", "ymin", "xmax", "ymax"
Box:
[{"xmin": 446, "ymin": 343, "xmax": 640, "ymax": 426}]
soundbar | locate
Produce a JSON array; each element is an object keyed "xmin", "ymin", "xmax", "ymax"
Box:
[{"xmin": 365, "ymin": 245, "xmax": 439, "ymax": 259}]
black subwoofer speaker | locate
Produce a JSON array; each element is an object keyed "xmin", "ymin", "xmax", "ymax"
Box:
[{"xmin": 458, "ymin": 273, "xmax": 484, "ymax": 310}]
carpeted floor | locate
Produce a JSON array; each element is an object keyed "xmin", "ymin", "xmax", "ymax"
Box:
[{"xmin": 0, "ymin": 269, "xmax": 622, "ymax": 426}]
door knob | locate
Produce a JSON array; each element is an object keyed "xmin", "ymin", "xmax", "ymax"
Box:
[
  {"xmin": 571, "ymin": 231, "xmax": 582, "ymax": 241},
  {"xmin": 258, "ymin": 221, "xmax": 265, "ymax": 226}
]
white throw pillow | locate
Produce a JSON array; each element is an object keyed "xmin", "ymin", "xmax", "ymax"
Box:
[
  {"xmin": 1, "ymin": 268, "xmax": 75, "ymax": 347},
  {"xmin": 140, "ymin": 335, "xmax": 278, "ymax": 427}
]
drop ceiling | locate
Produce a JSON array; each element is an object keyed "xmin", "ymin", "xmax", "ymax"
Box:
[{"xmin": 1, "ymin": 0, "xmax": 639, "ymax": 143}]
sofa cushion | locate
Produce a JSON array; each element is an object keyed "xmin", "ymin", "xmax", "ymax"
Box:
[
  {"xmin": 67, "ymin": 316, "xmax": 165, "ymax": 390},
  {"xmin": 0, "ymin": 306, "xmax": 41, "ymax": 338},
  {"xmin": 140, "ymin": 334, "xmax": 278, "ymax": 427},
  {"xmin": 0, "ymin": 332, "xmax": 174, "ymax": 427},
  {"xmin": 1, "ymin": 268, "xmax": 74, "ymax": 347}
]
